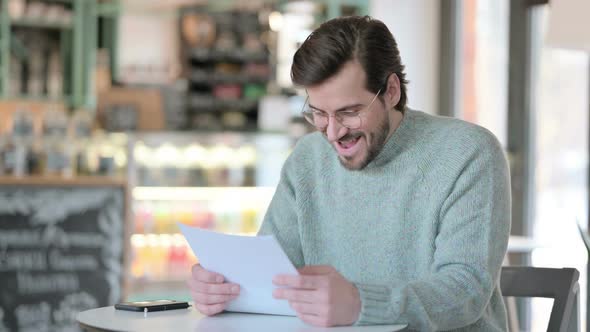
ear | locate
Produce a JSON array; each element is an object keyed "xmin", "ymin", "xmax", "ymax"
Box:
[{"xmin": 384, "ymin": 73, "xmax": 401, "ymax": 110}]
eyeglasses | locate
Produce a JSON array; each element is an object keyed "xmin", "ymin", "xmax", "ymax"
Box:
[{"xmin": 301, "ymin": 89, "xmax": 382, "ymax": 130}]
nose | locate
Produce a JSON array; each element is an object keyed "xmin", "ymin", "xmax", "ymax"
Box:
[{"xmin": 325, "ymin": 116, "xmax": 348, "ymax": 142}]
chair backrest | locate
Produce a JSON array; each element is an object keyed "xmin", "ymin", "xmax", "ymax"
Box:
[
  {"xmin": 500, "ymin": 266, "xmax": 579, "ymax": 332},
  {"xmin": 576, "ymin": 223, "xmax": 590, "ymax": 251}
]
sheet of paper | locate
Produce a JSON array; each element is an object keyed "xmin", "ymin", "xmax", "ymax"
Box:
[{"xmin": 178, "ymin": 224, "xmax": 298, "ymax": 316}]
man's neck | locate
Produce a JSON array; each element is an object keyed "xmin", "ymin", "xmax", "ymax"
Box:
[{"xmin": 385, "ymin": 109, "xmax": 404, "ymax": 142}]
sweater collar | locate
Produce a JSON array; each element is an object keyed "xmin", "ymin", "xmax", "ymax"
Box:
[{"xmin": 364, "ymin": 108, "xmax": 415, "ymax": 170}]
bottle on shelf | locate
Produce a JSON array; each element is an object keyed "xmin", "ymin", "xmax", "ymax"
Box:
[
  {"xmin": 47, "ymin": 48, "xmax": 63, "ymax": 99},
  {"xmin": 130, "ymin": 232, "xmax": 196, "ymax": 281},
  {"xmin": 238, "ymin": 145, "xmax": 257, "ymax": 186},
  {"xmin": 9, "ymin": 55, "xmax": 22, "ymax": 96},
  {"xmin": 8, "ymin": 0, "xmax": 26, "ymax": 19},
  {"xmin": 0, "ymin": 133, "xmax": 6, "ymax": 176},
  {"xmin": 241, "ymin": 208, "xmax": 259, "ymax": 234},
  {"xmin": 40, "ymin": 107, "xmax": 71, "ymax": 177},
  {"xmin": 27, "ymin": 41, "xmax": 45, "ymax": 97},
  {"xmin": 154, "ymin": 202, "xmax": 172, "ymax": 234},
  {"xmin": 70, "ymin": 110, "xmax": 93, "ymax": 176},
  {"xmin": 5, "ymin": 107, "xmax": 36, "ymax": 177},
  {"xmin": 130, "ymin": 197, "xmax": 268, "ymax": 279}
]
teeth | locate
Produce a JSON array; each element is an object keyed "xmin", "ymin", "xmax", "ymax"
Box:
[{"xmin": 340, "ymin": 136, "xmax": 357, "ymax": 144}]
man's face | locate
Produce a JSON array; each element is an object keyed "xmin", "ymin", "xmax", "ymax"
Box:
[{"xmin": 306, "ymin": 61, "xmax": 398, "ymax": 170}]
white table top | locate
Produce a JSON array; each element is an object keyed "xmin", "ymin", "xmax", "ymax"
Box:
[{"xmin": 77, "ymin": 305, "xmax": 408, "ymax": 332}]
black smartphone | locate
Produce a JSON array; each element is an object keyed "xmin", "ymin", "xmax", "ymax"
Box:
[{"xmin": 114, "ymin": 300, "xmax": 190, "ymax": 312}]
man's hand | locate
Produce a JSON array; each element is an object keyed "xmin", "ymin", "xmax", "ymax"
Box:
[
  {"xmin": 272, "ymin": 265, "xmax": 361, "ymax": 327},
  {"xmin": 187, "ymin": 264, "xmax": 240, "ymax": 316}
]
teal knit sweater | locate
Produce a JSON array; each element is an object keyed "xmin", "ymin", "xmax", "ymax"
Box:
[{"xmin": 258, "ymin": 109, "xmax": 511, "ymax": 331}]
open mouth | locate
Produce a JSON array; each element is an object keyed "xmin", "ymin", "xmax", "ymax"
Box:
[
  {"xmin": 338, "ymin": 136, "xmax": 361, "ymax": 149},
  {"xmin": 335, "ymin": 134, "xmax": 363, "ymax": 157}
]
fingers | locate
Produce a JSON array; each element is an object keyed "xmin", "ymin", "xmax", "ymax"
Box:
[
  {"xmin": 191, "ymin": 264, "xmax": 224, "ymax": 283},
  {"xmin": 189, "ymin": 286, "xmax": 238, "ymax": 315},
  {"xmin": 187, "ymin": 263, "xmax": 241, "ymax": 316},
  {"xmin": 298, "ymin": 313, "xmax": 331, "ymax": 327},
  {"xmin": 276, "ymin": 290, "xmax": 334, "ymax": 327},
  {"xmin": 289, "ymin": 301, "xmax": 328, "ymax": 316},
  {"xmin": 194, "ymin": 303, "xmax": 228, "ymax": 316},
  {"xmin": 190, "ymin": 291, "xmax": 238, "ymax": 305},
  {"xmin": 273, "ymin": 274, "xmax": 328, "ymax": 289},
  {"xmin": 273, "ymin": 288, "xmax": 319, "ymax": 303},
  {"xmin": 187, "ymin": 278, "xmax": 240, "ymax": 295},
  {"xmin": 188, "ymin": 264, "xmax": 240, "ymax": 295}
]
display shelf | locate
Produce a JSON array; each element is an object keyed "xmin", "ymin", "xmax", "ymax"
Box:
[
  {"xmin": 188, "ymin": 94, "xmax": 259, "ymax": 112},
  {"xmin": 128, "ymin": 229, "xmax": 256, "ymax": 281},
  {"xmin": 10, "ymin": 18, "xmax": 72, "ymax": 30},
  {"xmin": 190, "ymin": 48, "xmax": 268, "ymax": 63},
  {"xmin": 127, "ymin": 229, "xmax": 260, "ymax": 297},
  {"xmin": 0, "ymin": 175, "xmax": 126, "ymax": 186},
  {"xmin": 4, "ymin": 94, "xmax": 71, "ymax": 103},
  {"xmin": 133, "ymin": 186, "xmax": 275, "ymax": 202},
  {"xmin": 129, "ymin": 132, "xmax": 291, "ymax": 187},
  {"xmin": 129, "ymin": 232, "xmax": 195, "ymax": 281},
  {"xmin": 126, "ymin": 279, "xmax": 191, "ymax": 302},
  {"xmin": 125, "ymin": 132, "xmax": 291, "ymax": 290},
  {"xmin": 189, "ymin": 71, "xmax": 269, "ymax": 85},
  {"xmin": 180, "ymin": 9, "xmax": 271, "ymax": 131},
  {"xmin": 0, "ymin": 0, "xmax": 117, "ymax": 108},
  {"xmin": 132, "ymin": 194, "xmax": 267, "ymax": 235},
  {"xmin": 130, "ymin": 130, "xmax": 285, "ymax": 144},
  {"xmin": 301, "ymin": 0, "xmax": 369, "ymax": 21}
]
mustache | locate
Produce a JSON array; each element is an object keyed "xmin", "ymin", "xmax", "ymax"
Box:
[
  {"xmin": 338, "ymin": 132, "xmax": 363, "ymax": 141},
  {"xmin": 320, "ymin": 129, "xmax": 364, "ymax": 142}
]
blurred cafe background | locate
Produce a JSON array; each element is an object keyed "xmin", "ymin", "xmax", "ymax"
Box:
[{"xmin": 0, "ymin": 0, "xmax": 588, "ymax": 331}]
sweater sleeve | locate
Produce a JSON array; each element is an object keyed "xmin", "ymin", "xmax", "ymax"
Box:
[
  {"xmin": 354, "ymin": 135, "xmax": 511, "ymax": 330},
  {"xmin": 257, "ymin": 157, "xmax": 305, "ymax": 268}
]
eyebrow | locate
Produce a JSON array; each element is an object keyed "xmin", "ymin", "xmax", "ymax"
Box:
[{"xmin": 308, "ymin": 103, "xmax": 365, "ymax": 113}]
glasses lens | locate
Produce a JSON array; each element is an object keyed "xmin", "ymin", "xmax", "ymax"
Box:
[
  {"xmin": 302, "ymin": 110, "xmax": 316, "ymax": 126},
  {"xmin": 312, "ymin": 113, "xmax": 328, "ymax": 128},
  {"xmin": 339, "ymin": 114, "xmax": 361, "ymax": 129}
]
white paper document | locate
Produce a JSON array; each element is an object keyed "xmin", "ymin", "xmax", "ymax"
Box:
[{"xmin": 178, "ymin": 224, "xmax": 298, "ymax": 316}]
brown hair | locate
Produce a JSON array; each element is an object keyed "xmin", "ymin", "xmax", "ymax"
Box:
[{"xmin": 291, "ymin": 16, "xmax": 408, "ymax": 112}]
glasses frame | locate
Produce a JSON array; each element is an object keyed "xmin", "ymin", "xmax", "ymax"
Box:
[{"xmin": 301, "ymin": 88, "xmax": 382, "ymax": 130}]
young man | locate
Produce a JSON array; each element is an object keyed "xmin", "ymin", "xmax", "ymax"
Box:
[{"xmin": 188, "ymin": 16, "xmax": 510, "ymax": 331}]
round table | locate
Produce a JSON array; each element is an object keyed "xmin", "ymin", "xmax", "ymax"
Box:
[{"xmin": 77, "ymin": 305, "xmax": 408, "ymax": 332}]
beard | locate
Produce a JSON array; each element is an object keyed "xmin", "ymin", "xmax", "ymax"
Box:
[{"xmin": 325, "ymin": 118, "xmax": 391, "ymax": 171}]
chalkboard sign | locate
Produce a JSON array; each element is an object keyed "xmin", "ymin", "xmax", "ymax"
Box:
[{"xmin": 0, "ymin": 183, "xmax": 126, "ymax": 332}]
